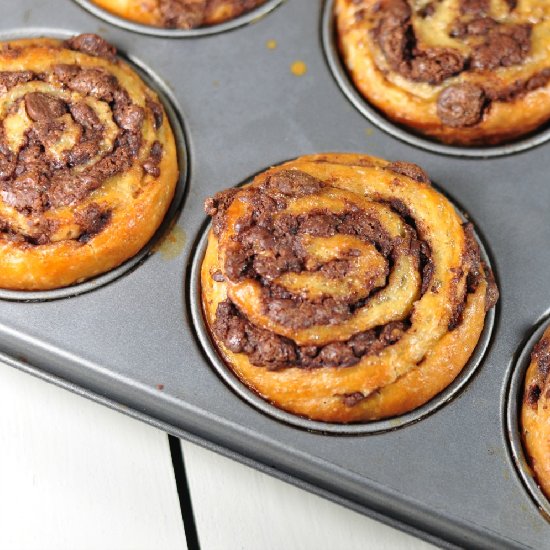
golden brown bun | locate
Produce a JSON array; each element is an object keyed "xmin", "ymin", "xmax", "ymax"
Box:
[
  {"xmin": 91, "ymin": 0, "xmax": 267, "ymax": 29},
  {"xmin": 521, "ymin": 326, "xmax": 550, "ymax": 500},
  {"xmin": 0, "ymin": 34, "xmax": 178, "ymax": 290},
  {"xmin": 335, "ymin": 0, "xmax": 550, "ymax": 146},
  {"xmin": 201, "ymin": 153, "xmax": 499, "ymax": 423}
]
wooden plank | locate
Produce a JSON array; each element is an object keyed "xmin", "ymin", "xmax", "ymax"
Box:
[
  {"xmin": 181, "ymin": 440, "xmax": 435, "ymax": 550},
  {"xmin": 0, "ymin": 362, "xmax": 187, "ymax": 550}
]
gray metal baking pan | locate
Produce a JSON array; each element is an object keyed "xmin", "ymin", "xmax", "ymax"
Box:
[{"xmin": 1, "ymin": 0, "xmax": 549, "ymax": 548}]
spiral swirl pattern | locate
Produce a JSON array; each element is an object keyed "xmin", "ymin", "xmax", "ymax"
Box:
[
  {"xmin": 0, "ymin": 35, "xmax": 178, "ymax": 290},
  {"xmin": 335, "ymin": 0, "xmax": 550, "ymax": 145},
  {"xmin": 201, "ymin": 153, "xmax": 498, "ymax": 423},
  {"xmin": 522, "ymin": 327, "xmax": 550, "ymax": 500}
]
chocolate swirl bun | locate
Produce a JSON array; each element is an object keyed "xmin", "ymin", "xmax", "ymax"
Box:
[
  {"xmin": 335, "ymin": 0, "xmax": 550, "ymax": 145},
  {"xmin": 521, "ymin": 327, "xmax": 550, "ymax": 500},
  {"xmin": 0, "ymin": 35, "xmax": 178, "ymax": 290},
  {"xmin": 90, "ymin": 0, "xmax": 267, "ymax": 29},
  {"xmin": 201, "ymin": 153, "xmax": 499, "ymax": 423}
]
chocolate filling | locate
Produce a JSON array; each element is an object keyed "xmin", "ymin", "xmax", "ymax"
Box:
[
  {"xmin": 213, "ymin": 299, "xmax": 408, "ymax": 370},
  {"xmin": 459, "ymin": 0, "xmax": 489, "ymax": 16},
  {"xmin": 470, "ymin": 24, "xmax": 531, "ymax": 71},
  {"xmin": 373, "ymin": 0, "xmax": 465, "ymax": 85},
  {"xmin": 484, "ymin": 68, "xmax": 550, "ymax": 102},
  {"xmin": 369, "ymin": 0, "xmax": 542, "ymax": 128},
  {"xmin": 525, "ymin": 337, "xmax": 550, "ymax": 407},
  {"xmin": 450, "ymin": 17, "xmax": 497, "ymax": 39},
  {"xmin": 157, "ymin": 0, "xmax": 265, "ymax": 29},
  {"xmin": 0, "ymin": 70, "xmax": 34, "ymax": 93},
  {"xmin": 75, "ymin": 202, "xmax": 112, "ymax": 243},
  {"xmin": 0, "ymin": 34, "xmax": 164, "ymax": 245},
  {"xmin": 217, "ymin": 176, "xmax": 399, "ymax": 324}
]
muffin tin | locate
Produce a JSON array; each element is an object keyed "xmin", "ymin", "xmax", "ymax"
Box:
[
  {"xmin": 0, "ymin": 35, "xmax": 188, "ymax": 301},
  {"xmin": 1, "ymin": 1, "xmax": 549, "ymax": 548}
]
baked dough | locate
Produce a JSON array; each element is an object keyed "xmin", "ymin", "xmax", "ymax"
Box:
[
  {"xmin": 521, "ymin": 326, "xmax": 550, "ymax": 501},
  {"xmin": 335, "ymin": 0, "xmax": 550, "ymax": 145},
  {"xmin": 201, "ymin": 153, "xmax": 499, "ymax": 423},
  {"xmin": 0, "ymin": 34, "xmax": 178, "ymax": 290},
  {"xmin": 90, "ymin": 0, "xmax": 267, "ymax": 29}
]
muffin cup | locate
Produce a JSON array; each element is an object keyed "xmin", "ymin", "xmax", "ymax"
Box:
[
  {"xmin": 0, "ymin": 29, "xmax": 188, "ymax": 301},
  {"xmin": 190, "ymin": 167, "xmax": 498, "ymax": 434},
  {"xmin": 506, "ymin": 316, "xmax": 550, "ymax": 520},
  {"xmin": 322, "ymin": 0, "xmax": 550, "ymax": 158}
]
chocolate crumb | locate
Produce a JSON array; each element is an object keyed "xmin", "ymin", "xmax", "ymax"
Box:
[
  {"xmin": 460, "ymin": 0, "xmax": 490, "ymax": 16},
  {"xmin": 409, "ymin": 47, "xmax": 465, "ymax": 85},
  {"xmin": 0, "ymin": 70, "xmax": 34, "ymax": 93},
  {"xmin": 386, "ymin": 161, "xmax": 430, "ymax": 183},
  {"xmin": 65, "ymin": 34, "xmax": 117, "ymax": 61},
  {"xmin": 483, "ymin": 265, "xmax": 499, "ymax": 311},
  {"xmin": 437, "ymin": 83, "xmax": 486, "ymax": 128},
  {"xmin": 205, "ymin": 188, "xmax": 240, "ymax": 236},
  {"xmin": 75, "ymin": 203, "xmax": 112, "ymax": 241},
  {"xmin": 525, "ymin": 384, "xmax": 541, "ymax": 407},
  {"xmin": 341, "ymin": 392, "xmax": 366, "ymax": 407},
  {"xmin": 143, "ymin": 141, "xmax": 163, "ymax": 177},
  {"xmin": 211, "ymin": 270, "xmax": 225, "ymax": 282},
  {"xmin": 146, "ymin": 98, "xmax": 164, "ymax": 129},
  {"xmin": 159, "ymin": 0, "xmax": 207, "ymax": 29},
  {"xmin": 25, "ymin": 92, "xmax": 66, "ymax": 122},
  {"xmin": 470, "ymin": 24, "xmax": 532, "ymax": 71},
  {"xmin": 532, "ymin": 338, "xmax": 550, "ymax": 379}
]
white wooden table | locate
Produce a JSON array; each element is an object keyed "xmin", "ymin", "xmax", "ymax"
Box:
[{"xmin": 0, "ymin": 361, "xmax": 435, "ymax": 550}]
